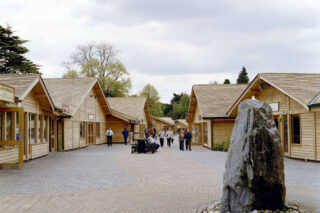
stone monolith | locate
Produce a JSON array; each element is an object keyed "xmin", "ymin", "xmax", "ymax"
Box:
[{"xmin": 220, "ymin": 99, "xmax": 285, "ymax": 213}]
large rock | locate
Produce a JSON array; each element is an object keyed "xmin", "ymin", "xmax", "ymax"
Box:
[{"xmin": 220, "ymin": 99, "xmax": 285, "ymax": 213}]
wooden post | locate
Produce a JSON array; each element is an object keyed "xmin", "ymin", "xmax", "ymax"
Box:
[
  {"xmin": 18, "ymin": 108, "xmax": 24, "ymax": 168},
  {"xmin": 35, "ymin": 114, "xmax": 38, "ymax": 144},
  {"xmin": 201, "ymin": 122, "xmax": 204, "ymax": 145},
  {"xmin": 287, "ymin": 114, "xmax": 291, "ymax": 157},
  {"xmin": 11, "ymin": 112, "xmax": 16, "ymax": 141},
  {"xmin": 40, "ymin": 115, "xmax": 44, "ymax": 143},
  {"xmin": 312, "ymin": 112, "xmax": 317, "ymax": 160}
]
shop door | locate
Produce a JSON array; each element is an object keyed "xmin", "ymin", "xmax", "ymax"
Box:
[
  {"xmin": 0, "ymin": 108, "xmax": 24, "ymax": 168},
  {"xmin": 282, "ymin": 115, "xmax": 289, "ymax": 155},
  {"xmin": 87, "ymin": 123, "xmax": 94, "ymax": 145}
]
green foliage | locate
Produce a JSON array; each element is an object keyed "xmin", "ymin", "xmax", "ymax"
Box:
[
  {"xmin": 0, "ymin": 25, "xmax": 39, "ymax": 73},
  {"xmin": 172, "ymin": 93, "xmax": 190, "ymax": 119},
  {"xmin": 140, "ymin": 84, "xmax": 163, "ymax": 116},
  {"xmin": 213, "ymin": 137, "xmax": 230, "ymax": 152},
  {"xmin": 62, "ymin": 70, "xmax": 79, "ymax": 78},
  {"xmin": 162, "ymin": 103, "xmax": 172, "ymax": 117},
  {"xmin": 223, "ymin": 79, "xmax": 231, "ymax": 84},
  {"xmin": 237, "ymin": 66, "xmax": 249, "ymax": 84}
]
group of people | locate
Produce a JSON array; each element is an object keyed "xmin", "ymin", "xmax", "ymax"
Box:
[{"xmin": 105, "ymin": 126, "xmax": 192, "ymax": 151}]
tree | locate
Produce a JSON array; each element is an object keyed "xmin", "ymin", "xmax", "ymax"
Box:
[
  {"xmin": 223, "ymin": 79, "xmax": 231, "ymax": 84},
  {"xmin": 237, "ymin": 67, "xmax": 249, "ymax": 84},
  {"xmin": 62, "ymin": 70, "xmax": 79, "ymax": 78},
  {"xmin": 0, "ymin": 25, "xmax": 39, "ymax": 73},
  {"xmin": 172, "ymin": 93, "xmax": 190, "ymax": 119},
  {"xmin": 64, "ymin": 42, "xmax": 131, "ymax": 97},
  {"xmin": 140, "ymin": 84, "xmax": 163, "ymax": 116}
]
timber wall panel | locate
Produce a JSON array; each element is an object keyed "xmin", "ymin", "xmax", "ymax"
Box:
[
  {"xmin": 291, "ymin": 113, "xmax": 314, "ymax": 160},
  {"xmin": 0, "ymin": 148, "xmax": 18, "ymax": 163},
  {"xmin": 255, "ymin": 86, "xmax": 287, "ymax": 112},
  {"xmin": 289, "ymin": 98, "xmax": 305, "ymax": 111},
  {"xmin": 72, "ymin": 121, "xmax": 80, "ymax": 149},
  {"xmin": 63, "ymin": 119, "xmax": 73, "ymax": 150},
  {"xmin": 213, "ymin": 121, "xmax": 234, "ymax": 145},
  {"xmin": 31, "ymin": 143, "xmax": 49, "ymax": 159},
  {"xmin": 316, "ymin": 112, "xmax": 320, "ymax": 161}
]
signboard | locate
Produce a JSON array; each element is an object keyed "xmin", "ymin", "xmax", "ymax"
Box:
[
  {"xmin": 62, "ymin": 105, "xmax": 69, "ymax": 114},
  {"xmin": 269, "ymin": 102, "xmax": 279, "ymax": 112},
  {"xmin": 0, "ymin": 83, "xmax": 15, "ymax": 103},
  {"xmin": 88, "ymin": 114, "xmax": 94, "ymax": 120}
]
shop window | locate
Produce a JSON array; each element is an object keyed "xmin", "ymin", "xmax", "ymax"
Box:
[
  {"xmin": 80, "ymin": 122, "xmax": 85, "ymax": 139},
  {"xmin": 192, "ymin": 124, "xmax": 201, "ymax": 143},
  {"xmin": 6, "ymin": 112, "xmax": 12, "ymax": 141},
  {"xmin": 29, "ymin": 113, "xmax": 36, "ymax": 144},
  {"xmin": 38, "ymin": 115, "xmax": 41, "ymax": 142},
  {"xmin": 96, "ymin": 123, "xmax": 100, "ymax": 138},
  {"xmin": 44, "ymin": 116, "xmax": 47, "ymax": 143},
  {"xmin": 15, "ymin": 112, "xmax": 19, "ymax": 140},
  {"xmin": 291, "ymin": 115, "xmax": 300, "ymax": 144},
  {"xmin": 203, "ymin": 123, "xmax": 208, "ymax": 144}
]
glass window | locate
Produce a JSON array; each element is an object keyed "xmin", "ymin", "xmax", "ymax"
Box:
[
  {"xmin": 44, "ymin": 116, "xmax": 47, "ymax": 143},
  {"xmin": 96, "ymin": 123, "xmax": 100, "ymax": 138},
  {"xmin": 30, "ymin": 113, "xmax": 35, "ymax": 144},
  {"xmin": 80, "ymin": 122, "xmax": 85, "ymax": 139},
  {"xmin": 6, "ymin": 112, "xmax": 12, "ymax": 141},
  {"xmin": 15, "ymin": 112, "xmax": 20, "ymax": 141},
  {"xmin": 38, "ymin": 115, "xmax": 41, "ymax": 142},
  {"xmin": 291, "ymin": 115, "xmax": 300, "ymax": 144}
]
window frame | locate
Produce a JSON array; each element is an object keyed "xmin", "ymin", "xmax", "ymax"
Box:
[{"xmin": 291, "ymin": 114, "xmax": 301, "ymax": 145}]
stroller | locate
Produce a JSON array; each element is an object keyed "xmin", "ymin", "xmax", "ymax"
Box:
[{"xmin": 131, "ymin": 139, "xmax": 159, "ymax": 154}]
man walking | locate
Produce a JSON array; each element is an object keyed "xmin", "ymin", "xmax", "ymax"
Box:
[
  {"xmin": 185, "ymin": 129, "xmax": 192, "ymax": 151},
  {"xmin": 122, "ymin": 128, "xmax": 129, "ymax": 145},
  {"xmin": 166, "ymin": 128, "xmax": 173, "ymax": 147},
  {"xmin": 106, "ymin": 127, "xmax": 113, "ymax": 146},
  {"xmin": 158, "ymin": 128, "xmax": 165, "ymax": 147}
]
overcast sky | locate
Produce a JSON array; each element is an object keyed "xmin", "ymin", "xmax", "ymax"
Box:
[{"xmin": 1, "ymin": 0, "xmax": 320, "ymax": 103}]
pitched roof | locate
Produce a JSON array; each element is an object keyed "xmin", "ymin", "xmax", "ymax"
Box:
[
  {"xmin": 259, "ymin": 73, "xmax": 320, "ymax": 107},
  {"xmin": 107, "ymin": 97, "xmax": 150, "ymax": 123},
  {"xmin": 227, "ymin": 73, "xmax": 320, "ymax": 116},
  {"xmin": 0, "ymin": 74, "xmax": 55, "ymax": 111},
  {"xmin": 190, "ymin": 84, "xmax": 247, "ymax": 119},
  {"xmin": 43, "ymin": 78, "xmax": 109, "ymax": 116},
  {"xmin": 152, "ymin": 116, "xmax": 175, "ymax": 126},
  {"xmin": 175, "ymin": 119, "xmax": 188, "ymax": 127},
  {"xmin": 0, "ymin": 74, "xmax": 40, "ymax": 100}
]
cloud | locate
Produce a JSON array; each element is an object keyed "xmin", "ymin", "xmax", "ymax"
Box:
[{"xmin": 0, "ymin": 0, "xmax": 319, "ymax": 102}]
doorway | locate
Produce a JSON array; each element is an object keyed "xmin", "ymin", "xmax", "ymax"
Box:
[{"xmin": 87, "ymin": 123, "xmax": 94, "ymax": 145}]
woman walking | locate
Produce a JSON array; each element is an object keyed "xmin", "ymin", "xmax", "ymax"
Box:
[{"xmin": 179, "ymin": 130, "xmax": 184, "ymax": 151}]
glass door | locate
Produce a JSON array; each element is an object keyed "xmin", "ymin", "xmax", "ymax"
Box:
[{"xmin": 87, "ymin": 123, "xmax": 94, "ymax": 145}]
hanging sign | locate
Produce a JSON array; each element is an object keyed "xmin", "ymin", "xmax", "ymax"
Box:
[
  {"xmin": 0, "ymin": 83, "xmax": 15, "ymax": 103},
  {"xmin": 88, "ymin": 114, "xmax": 94, "ymax": 120},
  {"xmin": 269, "ymin": 102, "xmax": 279, "ymax": 112}
]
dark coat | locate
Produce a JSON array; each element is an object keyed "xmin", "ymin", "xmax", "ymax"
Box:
[{"xmin": 122, "ymin": 129, "xmax": 129, "ymax": 138}]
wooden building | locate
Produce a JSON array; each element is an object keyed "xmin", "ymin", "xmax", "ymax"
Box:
[
  {"xmin": 187, "ymin": 84, "xmax": 247, "ymax": 148},
  {"xmin": 106, "ymin": 97, "xmax": 152, "ymax": 142},
  {"xmin": 0, "ymin": 74, "xmax": 57, "ymax": 168},
  {"xmin": 227, "ymin": 73, "xmax": 320, "ymax": 161},
  {"xmin": 44, "ymin": 78, "xmax": 110, "ymax": 151},
  {"xmin": 152, "ymin": 116, "xmax": 175, "ymax": 131},
  {"xmin": 174, "ymin": 119, "xmax": 188, "ymax": 132}
]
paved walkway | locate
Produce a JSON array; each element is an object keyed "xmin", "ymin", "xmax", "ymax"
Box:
[{"xmin": 0, "ymin": 137, "xmax": 319, "ymax": 213}]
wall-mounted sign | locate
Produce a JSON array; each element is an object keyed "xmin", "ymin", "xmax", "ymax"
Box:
[
  {"xmin": 62, "ymin": 105, "xmax": 69, "ymax": 114},
  {"xmin": 88, "ymin": 114, "xmax": 94, "ymax": 120},
  {"xmin": 269, "ymin": 102, "xmax": 279, "ymax": 112},
  {"xmin": 0, "ymin": 83, "xmax": 15, "ymax": 103}
]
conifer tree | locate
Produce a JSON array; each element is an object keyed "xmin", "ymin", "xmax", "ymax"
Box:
[
  {"xmin": 0, "ymin": 25, "xmax": 39, "ymax": 73},
  {"xmin": 223, "ymin": 79, "xmax": 231, "ymax": 84},
  {"xmin": 236, "ymin": 67, "xmax": 249, "ymax": 84}
]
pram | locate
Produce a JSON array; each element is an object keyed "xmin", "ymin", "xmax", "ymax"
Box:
[{"xmin": 131, "ymin": 139, "xmax": 159, "ymax": 154}]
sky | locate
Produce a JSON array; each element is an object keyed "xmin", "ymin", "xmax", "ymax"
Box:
[{"xmin": 1, "ymin": 0, "xmax": 320, "ymax": 103}]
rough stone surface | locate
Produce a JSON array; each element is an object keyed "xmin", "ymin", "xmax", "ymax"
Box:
[{"xmin": 221, "ymin": 99, "xmax": 286, "ymax": 212}]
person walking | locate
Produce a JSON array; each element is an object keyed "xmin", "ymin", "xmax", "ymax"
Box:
[
  {"xmin": 158, "ymin": 129, "xmax": 165, "ymax": 147},
  {"xmin": 153, "ymin": 127, "xmax": 157, "ymax": 139},
  {"xmin": 185, "ymin": 129, "xmax": 192, "ymax": 151},
  {"xmin": 179, "ymin": 130, "xmax": 185, "ymax": 151},
  {"xmin": 166, "ymin": 128, "xmax": 173, "ymax": 147},
  {"xmin": 106, "ymin": 127, "xmax": 114, "ymax": 146},
  {"xmin": 122, "ymin": 128, "xmax": 129, "ymax": 145}
]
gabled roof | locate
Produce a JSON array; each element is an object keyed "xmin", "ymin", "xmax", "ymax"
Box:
[
  {"xmin": 44, "ymin": 78, "xmax": 110, "ymax": 116},
  {"xmin": 175, "ymin": 119, "xmax": 188, "ymax": 127},
  {"xmin": 227, "ymin": 73, "xmax": 320, "ymax": 116},
  {"xmin": 187, "ymin": 84, "xmax": 247, "ymax": 122},
  {"xmin": 0, "ymin": 74, "xmax": 55, "ymax": 111},
  {"xmin": 152, "ymin": 116, "xmax": 175, "ymax": 126},
  {"xmin": 107, "ymin": 97, "xmax": 151, "ymax": 124}
]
